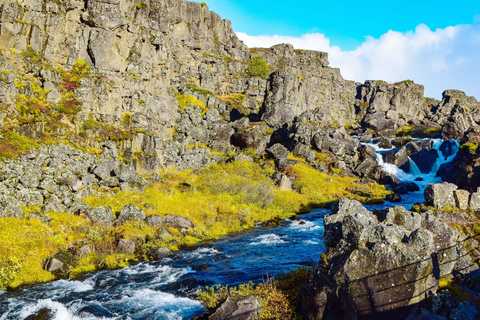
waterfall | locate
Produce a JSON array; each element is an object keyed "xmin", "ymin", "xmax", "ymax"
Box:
[{"xmin": 370, "ymin": 139, "xmax": 460, "ymax": 193}]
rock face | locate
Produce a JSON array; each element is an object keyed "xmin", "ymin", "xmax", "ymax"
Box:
[
  {"xmin": 299, "ymin": 198, "xmax": 471, "ymax": 320},
  {"xmin": 0, "ymin": 0, "xmax": 478, "ymax": 180}
]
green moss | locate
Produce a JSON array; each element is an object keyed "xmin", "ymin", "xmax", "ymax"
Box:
[
  {"xmin": 187, "ymin": 84, "xmax": 214, "ymax": 97},
  {"xmin": 461, "ymin": 143, "xmax": 478, "ymax": 154},
  {"xmin": 244, "ymin": 55, "xmax": 271, "ymax": 80},
  {"xmin": 176, "ymin": 94, "xmax": 209, "ymax": 114}
]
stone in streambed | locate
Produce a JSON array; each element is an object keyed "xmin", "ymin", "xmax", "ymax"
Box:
[{"xmin": 24, "ymin": 308, "xmax": 55, "ymax": 320}]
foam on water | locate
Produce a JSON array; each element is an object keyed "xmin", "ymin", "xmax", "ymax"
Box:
[
  {"xmin": 250, "ymin": 233, "xmax": 287, "ymax": 245},
  {"xmin": 16, "ymin": 299, "xmax": 85, "ymax": 320},
  {"xmin": 52, "ymin": 279, "xmax": 95, "ymax": 293},
  {"xmin": 115, "ymin": 288, "xmax": 201, "ymax": 319},
  {"xmin": 184, "ymin": 247, "xmax": 221, "ymax": 259},
  {"xmin": 287, "ymin": 220, "xmax": 322, "ymax": 232},
  {"xmin": 304, "ymin": 240, "xmax": 320, "ymax": 245},
  {"xmin": 150, "ymin": 266, "xmax": 195, "ymax": 285}
]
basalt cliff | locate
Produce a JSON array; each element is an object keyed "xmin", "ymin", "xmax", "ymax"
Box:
[{"xmin": 1, "ymin": 0, "xmax": 479, "ymax": 176}]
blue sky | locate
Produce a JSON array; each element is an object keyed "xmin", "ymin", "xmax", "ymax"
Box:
[
  {"xmin": 202, "ymin": 0, "xmax": 479, "ymax": 50},
  {"xmin": 197, "ymin": 0, "xmax": 480, "ymax": 100}
]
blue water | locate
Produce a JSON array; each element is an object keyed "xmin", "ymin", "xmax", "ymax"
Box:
[
  {"xmin": 0, "ymin": 212, "xmax": 327, "ymax": 320},
  {"xmin": 0, "ymin": 139, "xmax": 459, "ymax": 319}
]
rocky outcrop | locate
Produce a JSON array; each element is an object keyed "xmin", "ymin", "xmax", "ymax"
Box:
[
  {"xmin": 299, "ymin": 198, "xmax": 471, "ymax": 320},
  {"xmin": 0, "ymin": 143, "xmax": 145, "ymax": 216},
  {"xmin": 356, "ymin": 81, "xmax": 480, "ymax": 139}
]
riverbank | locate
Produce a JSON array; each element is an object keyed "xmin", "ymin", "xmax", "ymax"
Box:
[{"xmin": 0, "ymin": 155, "xmax": 390, "ymax": 291}]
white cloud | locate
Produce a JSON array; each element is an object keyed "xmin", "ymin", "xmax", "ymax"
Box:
[{"xmin": 237, "ymin": 23, "xmax": 480, "ymax": 100}]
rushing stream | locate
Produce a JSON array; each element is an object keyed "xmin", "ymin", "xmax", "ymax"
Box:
[{"xmin": 0, "ymin": 140, "xmax": 460, "ymax": 320}]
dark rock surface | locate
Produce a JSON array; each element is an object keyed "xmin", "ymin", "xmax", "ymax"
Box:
[{"xmin": 299, "ymin": 198, "xmax": 472, "ymax": 320}]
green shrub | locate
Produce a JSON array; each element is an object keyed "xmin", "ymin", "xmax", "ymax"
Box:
[{"xmin": 244, "ymin": 55, "xmax": 271, "ymax": 80}]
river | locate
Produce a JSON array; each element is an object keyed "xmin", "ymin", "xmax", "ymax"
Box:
[{"xmin": 0, "ymin": 139, "xmax": 459, "ymax": 320}]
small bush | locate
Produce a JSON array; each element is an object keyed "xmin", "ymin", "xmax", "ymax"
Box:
[
  {"xmin": 244, "ymin": 55, "xmax": 271, "ymax": 80},
  {"xmin": 197, "ymin": 267, "xmax": 314, "ymax": 319}
]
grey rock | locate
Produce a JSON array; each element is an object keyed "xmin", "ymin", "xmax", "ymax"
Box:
[
  {"xmin": 454, "ymin": 189, "xmax": 470, "ymax": 210},
  {"xmin": 149, "ymin": 173, "xmax": 162, "ymax": 183},
  {"xmin": 408, "ymin": 228, "xmax": 434, "ymax": 253},
  {"xmin": 382, "ymin": 146, "xmax": 410, "ymax": 172},
  {"xmin": 117, "ymin": 239, "xmax": 135, "ymax": 255},
  {"xmin": 70, "ymin": 180, "xmax": 83, "ymax": 192},
  {"xmin": 44, "ymin": 251, "xmax": 77, "ymax": 279},
  {"xmin": 86, "ymin": 206, "xmax": 114, "ymax": 224},
  {"xmin": 24, "ymin": 307, "xmax": 56, "ymax": 320},
  {"xmin": 113, "ymin": 163, "xmax": 139, "ymax": 183},
  {"xmin": 116, "ymin": 204, "xmax": 146, "ymax": 225},
  {"xmin": 469, "ymin": 192, "xmax": 480, "ymax": 211},
  {"xmin": 266, "ymin": 143, "xmax": 289, "ymax": 160},
  {"xmin": 69, "ymin": 201, "xmax": 90, "ymax": 216},
  {"xmin": 148, "ymin": 247, "xmax": 173, "ymax": 260},
  {"xmin": 145, "ymin": 215, "xmax": 165, "ymax": 228},
  {"xmin": 93, "ymin": 161, "xmax": 119, "ymax": 181},
  {"xmin": 20, "ymin": 168, "xmax": 42, "ymax": 188},
  {"xmin": 277, "ymin": 175, "xmax": 292, "ymax": 191},
  {"xmin": 165, "ymin": 214, "xmax": 194, "ymax": 231},
  {"xmin": 424, "ymin": 182, "xmax": 458, "ymax": 209},
  {"xmin": 77, "ymin": 245, "xmax": 94, "ymax": 258},
  {"xmin": 28, "ymin": 211, "xmax": 52, "ymax": 224},
  {"xmin": 0, "ymin": 204, "xmax": 25, "ymax": 219},
  {"xmin": 210, "ymin": 295, "xmax": 263, "ymax": 320}
]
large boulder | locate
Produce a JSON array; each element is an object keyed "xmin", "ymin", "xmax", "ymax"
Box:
[
  {"xmin": 85, "ymin": 206, "xmax": 115, "ymax": 224},
  {"xmin": 145, "ymin": 215, "xmax": 165, "ymax": 228},
  {"xmin": 93, "ymin": 161, "xmax": 119, "ymax": 181},
  {"xmin": 44, "ymin": 251, "xmax": 78, "ymax": 279},
  {"xmin": 454, "ymin": 189, "xmax": 470, "ymax": 210},
  {"xmin": 0, "ymin": 204, "xmax": 25, "ymax": 219},
  {"xmin": 210, "ymin": 295, "xmax": 263, "ymax": 320},
  {"xmin": 381, "ymin": 146, "xmax": 410, "ymax": 172},
  {"xmin": 116, "ymin": 204, "xmax": 146, "ymax": 225},
  {"xmin": 148, "ymin": 247, "xmax": 173, "ymax": 260},
  {"xmin": 24, "ymin": 308, "xmax": 55, "ymax": 320},
  {"xmin": 266, "ymin": 143, "xmax": 289, "ymax": 160},
  {"xmin": 424, "ymin": 182, "xmax": 458, "ymax": 209},
  {"xmin": 164, "ymin": 214, "xmax": 194, "ymax": 232},
  {"xmin": 299, "ymin": 198, "xmax": 470, "ymax": 320}
]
